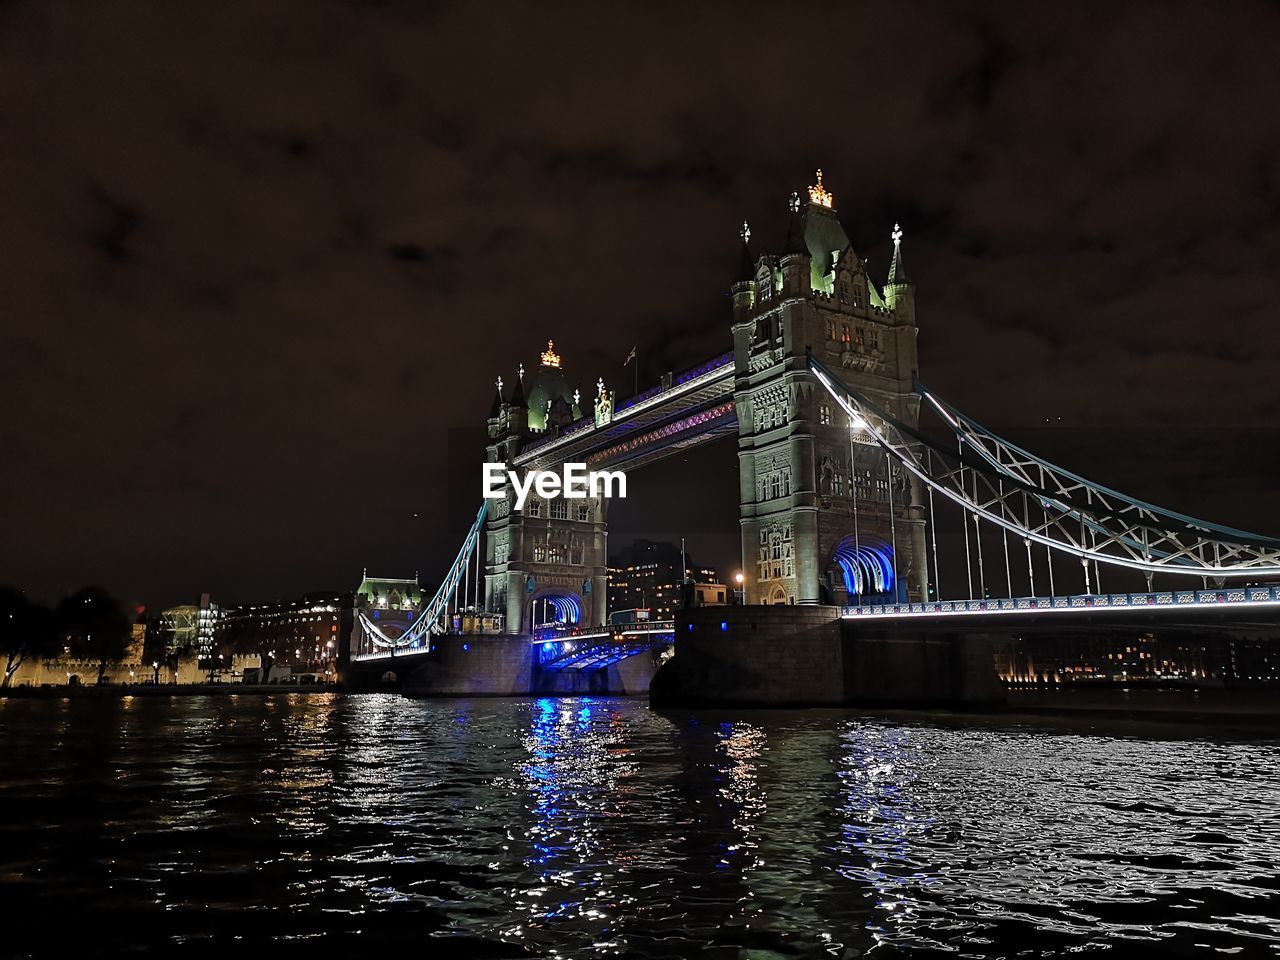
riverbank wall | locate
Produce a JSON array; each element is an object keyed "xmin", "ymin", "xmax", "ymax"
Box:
[{"xmin": 650, "ymin": 606, "xmax": 1004, "ymax": 708}]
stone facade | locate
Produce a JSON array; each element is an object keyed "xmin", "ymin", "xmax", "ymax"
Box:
[
  {"xmin": 484, "ymin": 347, "xmax": 609, "ymax": 633},
  {"xmin": 731, "ymin": 179, "xmax": 928, "ymax": 606}
]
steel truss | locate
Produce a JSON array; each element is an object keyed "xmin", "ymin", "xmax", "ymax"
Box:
[
  {"xmin": 357, "ymin": 501, "xmax": 489, "ymax": 651},
  {"xmin": 808, "ymin": 352, "xmax": 1280, "ymax": 580}
]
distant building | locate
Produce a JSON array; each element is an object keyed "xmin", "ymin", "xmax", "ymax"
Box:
[
  {"xmin": 152, "ymin": 594, "xmax": 223, "ymax": 682},
  {"xmin": 989, "ymin": 631, "xmax": 1280, "ymax": 687},
  {"xmin": 195, "ymin": 593, "xmax": 220, "ymax": 662},
  {"xmin": 1226, "ymin": 637, "xmax": 1280, "ymax": 684},
  {"xmin": 349, "ymin": 573, "xmax": 425, "ymax": 659},
  {"xmin": 216, "ymin": 592, "xmax": 352, "ymax": 682},
  {"xmin": 607, "ymin": 539, "xmax": 723, "ymax": 619},
  {"xmin": 692, "ymin": 582, "xmax": 729, "ymax": 607}
]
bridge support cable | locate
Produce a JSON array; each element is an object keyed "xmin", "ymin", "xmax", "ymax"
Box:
[
  {"xmin": 1020, "ymin": 497, "xmax": 1035, "ymax": 597},
  {"xmin": 927, "ymin": 485, "xmax": 941, "ymax": 601},
  {"xmin": 913, "ymin": 377, "xmax": 1280, "ymax": 577},
  {"xmin": 885, "ymin": 449, "xmax": 900, "ymax": 602},
  {"xmin": 851, "ymin": 428, "xmax": 863, "ymax": 602},
  {"xmin": 809, "ymin": 351, "xmax": 1280, "ymax": 583},
  {"xmin": 959, "ymin": 439, "xmax": 974, "ymax": 599},
  {"xmin": 356, "ymin": 501, "xmax": 489, "ymax": 653},
  {"xmin": 1025, "ymin": 537, "xmax": 1035, "ymax": 597},
  {"xmin": 998, "ymin": 478, "xmax": 1013, "ymax": 597},
  {"xmin": 973, "ymin": 513, "xmax": 986, "ymax": 599}
]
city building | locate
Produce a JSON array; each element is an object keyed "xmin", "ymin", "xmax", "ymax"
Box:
[
  {"xmin": 607, "ymin": 539, "xmax": 724, "ymax": 619},
  {"xmin": 989, "ymin": 632, "xmax": 1280, "ymax": 688},
  {"xmin": 216, "ymin": 592, "xmax": 352, "ymax": 683}
]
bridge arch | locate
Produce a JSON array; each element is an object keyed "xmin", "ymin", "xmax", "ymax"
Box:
[
  {"xmin": 831, "ymin": 536, "xmax": 897, "ymax": 604},
  {"xmin": 529, "ymin": 592, "xmax": 582, "ymax": 630}
]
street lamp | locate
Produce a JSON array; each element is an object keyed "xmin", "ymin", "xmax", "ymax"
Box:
[{"xmin": 734, "ymin": 572, "xmax": 745, "ymax": 605}]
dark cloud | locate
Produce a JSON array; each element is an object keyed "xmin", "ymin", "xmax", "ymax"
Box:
[{"xmin": 3, "ymin": 0, "xmax": 1280, "ymax": 607}]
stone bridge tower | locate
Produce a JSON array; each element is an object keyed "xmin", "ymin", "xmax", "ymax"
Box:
[
  {"xmin": 484, "ymin": 341, "xmax": 610, "ymax": 634},
  {"xmin": 731, "ymin": 172, "xmax": 928, "ymax": 606}
]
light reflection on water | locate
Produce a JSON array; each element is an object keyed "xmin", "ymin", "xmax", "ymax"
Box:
[{"xmin": 0, "ymin": 693, "xmax": 1277, "ymax": 957}]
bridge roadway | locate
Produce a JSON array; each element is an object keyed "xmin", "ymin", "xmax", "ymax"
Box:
[
  {"xmin": 514, "ymin": 352, "xmax": 736, "ymax": 473},
  {"xmin": 531, "ymin": 621, "xmax": 675, "ymax": 669},
  {"xmin": 844, "ymin": 585, "xmax": 1280, "ymax": 633},
  {"xmin": 348, "ymin": 620, "xmax": 674, "ymax": 668}
]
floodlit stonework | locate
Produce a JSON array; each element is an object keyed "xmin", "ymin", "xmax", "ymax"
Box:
[{"xmin": 732, "ymin": 176, "xmax": 928, "ymax": 606}]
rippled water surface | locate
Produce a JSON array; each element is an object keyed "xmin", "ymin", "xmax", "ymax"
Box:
[{"xmin": 1, "ymin": 694, "xmax": 1278, "ymax": 958}]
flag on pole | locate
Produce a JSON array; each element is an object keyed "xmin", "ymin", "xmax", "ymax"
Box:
[{"xmin": 623, "ymin": 345, "xmax": 637, "ymax": 366}]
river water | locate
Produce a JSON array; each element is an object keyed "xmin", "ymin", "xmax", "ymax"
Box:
[{"xmin": 0, "ymin": 694, "xmax": 1277, "ymax": 958}]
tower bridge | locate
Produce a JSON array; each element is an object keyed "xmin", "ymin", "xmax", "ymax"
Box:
[{"xmin": 346, "ymin": 171, "xmax": 1280, "ymax": 704}]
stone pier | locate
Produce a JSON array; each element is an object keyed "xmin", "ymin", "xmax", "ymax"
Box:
[
  {"xmin": 650, "ymin": 606, "xmax": 1004, "ymax": 708},
  {"xmin": 394, "ymin": 635, "xmax": 662, "ymax": 697}
]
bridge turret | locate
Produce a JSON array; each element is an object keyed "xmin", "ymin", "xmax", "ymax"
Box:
[
  {"xmin": 778, "ymin": 192, "xmax": 811, "ymax": 297},
  {"xmin": 486, "ymin": 377, "xmax": 505, "ymax": 439},
  {"xmin": 733, "ymin": 171, "xmax": 926, "ymax": 607},
  {"xmin": 506, "ymin": 366, "xmax": 528, "ymax": 436}
]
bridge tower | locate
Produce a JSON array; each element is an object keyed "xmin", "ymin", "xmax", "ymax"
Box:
[
  {"xmin": 483, "ymin": 342, "xmax": 610, "ymax": 634},
  {"xmin": 731, "ymin": 172, "xmax": 928, "ymax": 606}
]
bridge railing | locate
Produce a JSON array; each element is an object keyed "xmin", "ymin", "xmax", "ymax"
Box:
[
  {"xmin": 515, "ymin": 352, "xmax": 734, "ymax": 464},
  {"xmin": 843, "ymin": 585, "xmax": 1280, "ymax": 619}
]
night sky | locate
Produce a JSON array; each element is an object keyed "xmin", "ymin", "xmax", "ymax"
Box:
[{"xmin": 4, "ymin": 2, "xmax": 1280, "ymax": 610}]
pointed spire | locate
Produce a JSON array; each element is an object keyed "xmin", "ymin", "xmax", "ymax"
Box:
[
  {"xmin": 784, "ymin": 194, "xmax": 807, "ymax": 256},
  {"xmin": 509, "ymin": 367, "xmax": 526, "ymax": 408},
  {"xmin": 735, "ymin": 220, "xmax": 755, "ymax": 283},
  {"xmin": 887, "ymin": 222, "xmax": 912, "ymax": 286},
  {"xmin": 489, "ymin": 375, "xmax": 504, "ymax": 418}
]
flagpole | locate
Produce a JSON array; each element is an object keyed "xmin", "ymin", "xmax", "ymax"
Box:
[{"xmin": 624, "ymin": 345, "xmax": 638, "ymax": 399}]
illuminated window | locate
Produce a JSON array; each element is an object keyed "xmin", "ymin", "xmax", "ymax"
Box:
[
  {"xmin": 533, "ymin": 545, "xmax": 546, "ymax": 562},
  {"xmin": 819, "ymin": 404, "xmax": 832, "ymax": 425}
]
